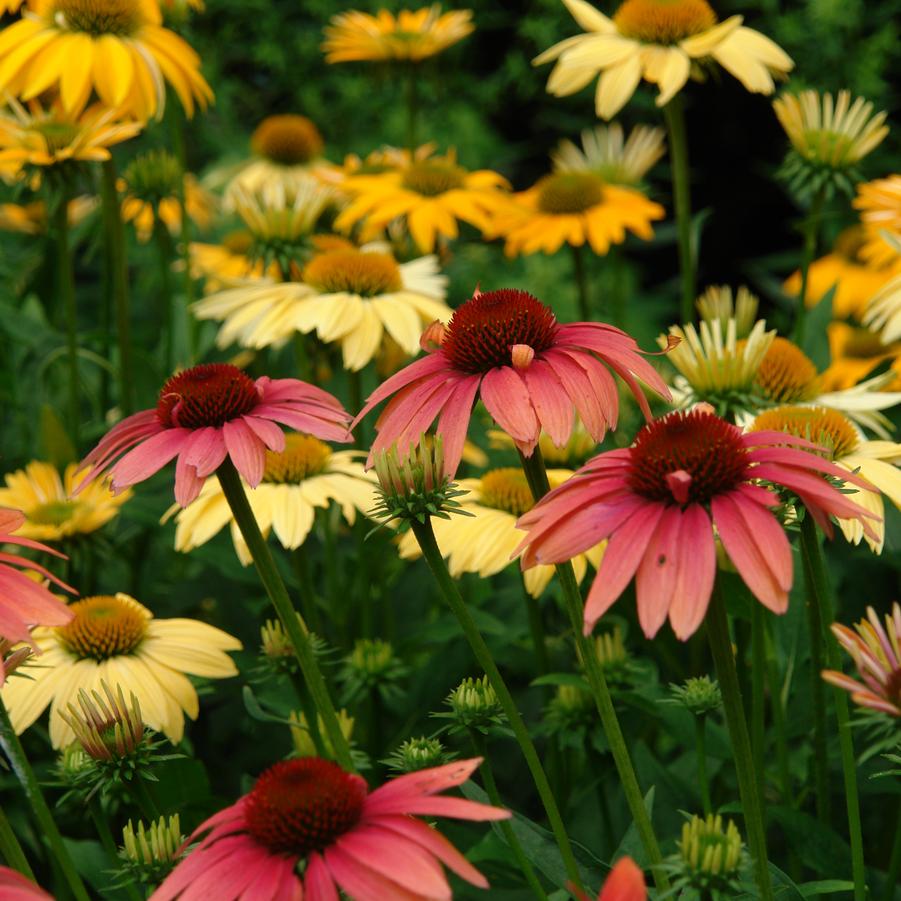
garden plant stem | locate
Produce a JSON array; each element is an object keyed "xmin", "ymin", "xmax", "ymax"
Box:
[
  {"xmin": 663, "ymin": 94, "xmax": 695, "ymax": 324},
  {"xmin": 518, "ymin": 449, "xmax": 670, "ymax": 893},
  {"xmin": 695, "ymin": 714, "xmax": 712, "ymax": 816},
  {"xmin": 523, "ymin": 580, "xmax": 550, "ymax": 674},
  {"xmin": 153, "ymin": 218, "xmax": 176, "ymax": 373},
  {"xmin": 217, "ymin": 458, "xmax": 355, "ymax": 771},
  {"xmin": 571, "ymin": 244, "xmax": 591, "ymax": 321},
  {"xmin": 53, "ymin": 190, "xmax": 80, "ymax": 447},
  {"xmin": 792, "ymin": 188, "xmax": 826, "ymax": 346},
  {"xmin": 765, "ymin": 624, "xmax": 794, "ymax": 808},
  {"xmin": 0, "ymin": 804, "xmax": 33, "ymax": 878},
  {"xmin": 404, "ymin": 64, "xmax": 419, "ymax": 152},
  {"xmin": 292, "ymin": 545, "xmax": 323, "ymax": 635},
  {"xmin": 89, "ymin": 800, "xmax": 143, "ymax": 901},
  {"xmin": 751, "ymin": 602, "xmax": 767, "ymax": 797},
  {"xmin": 408, "ymin": 516, "xmax": 585, "ymax": 893},
  {"xmin": 0, "ymin": 701, "xmax": 90, "ymax": 901},
  {"xmin": 706, "ymin": 582, "xmax": 774, "ymax": 901},
  {"xmin": 884, "ymin": 800, "xmax": 901, "ymax": 901},
  {"xmin": 799, "ymin": 513, "xmax": 866, "ymax": 901},
  {"xmin": 468, "ymin": 730, "xmax": 549, "ymax": 901}
]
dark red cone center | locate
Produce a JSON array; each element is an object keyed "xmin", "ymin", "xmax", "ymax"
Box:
[{"xmin": 156, "ymin": 363, "xmax": 259, "ymax": 429}]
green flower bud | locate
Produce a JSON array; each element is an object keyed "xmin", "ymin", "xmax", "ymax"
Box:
[
  {"xmin": 677, "ymin": 814, "xmax": 744, "ymax": 892},
  {"xmin": 383, "ymin": 736, "xmax": 454, "ymax": 774},
  {"xmin": 670, "ymin": 676, "xmax": 722, "ymax": 717}
]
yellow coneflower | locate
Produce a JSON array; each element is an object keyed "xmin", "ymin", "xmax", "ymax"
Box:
[
  {"xmin": 398, "ymin": 467, "xmax": 604, "ymax": 597},
  {"xmin": 534, "ymin": 0, "xmax": 792, "ymax": 119},
  {"xmin": 820, "ymin": 322, "xmax": 900, "ymax": 392},
  {"xmin": 0, "ymin": 592, "xmax": 241, "ymax": 746},
  {"xmin": 0, "ymin": 0, "xmax": 213, "ymax": 119},
  {"xmin": 550, "ymin": 122, "xmax": 666, "ymax": 187},
  {"xmin": 188, "ymin": 232, "xmax": 273, "ymax": 294},
  {"xmin": 0, "ymin": 196, "xmax": 96, "ymax": 234},
  {"xmin": 334, "ymin": 148, "xmax": 510, "ymax": 253},
  {"xmin": 854, "ymin": 175, "xmax": 901, "ymax": 268},
  {"xmin": 751, "ymin": 406, "xmax": 901, "ymax": 553},
  {"xmin": 322, "ymin": 6, "xmax": 474, "ymax": 64},
  {"xmin": 165, "ymin": 434, "xmax": 376, "ymax": 565},
  {"xmin": 0, "ymin": 461, "xmax": 130, "ymax": 542}
]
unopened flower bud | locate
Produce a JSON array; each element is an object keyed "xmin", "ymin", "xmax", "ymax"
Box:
[
  {"xmin": 290, "ymin": 708, "xmax": 354, "ymax": 758},
  {"xmin": 119, "ymin": 815, "xmax": 185, "ymax": 885},
  {"xmin": 677, "ymin": 814, "xmax": 744, "ymax": 891},
  {"xmin": 440, "ymin": 675, "xmax": 505, "ymax": 733},
  {"xmin": 670, "ymin": 676, "xmax": 722, "ymax": 717},
  {"xmin": 60, "ymin": 682, "xmax": 145, "ymax": 762},
  {"xmin": 384, "ymin": 736, "xmax": 454, "ymax": 773}
]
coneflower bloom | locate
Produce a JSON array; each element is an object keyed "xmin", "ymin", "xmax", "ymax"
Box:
[
  {"xmin": 822, "ymin": 602, "xmax": 901, "ymax": 717},
  {"xmin": 76, "ymin": 363, "xmax": 351, "ymax": 507},
  {"xmin": 150, "ymin": 756, "xmax": 507, "ymax": 901},
  {"xmin": 515, "ymin": 407, "xmax": 877, "ymax": 640},
  {"xmin": 551, "ymin": 123, "xmax": 666, "ymax": 188},
  {"xmin": 354, "ymin": 287, "xmax": 672, "ymax": 476},
  {"xmin": 570, "ymin": 856, "xmax": 647, "ymax": 901},
  {"xmin": 0, "ymin": 508, "xmax": 73, "ymax": 659}
]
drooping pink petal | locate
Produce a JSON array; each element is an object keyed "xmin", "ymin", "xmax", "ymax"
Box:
[
  {"xmin": 480, "ymin": 366, "xmax": 540, "ymax": 443},
  {"xmin": 523, "ymin": 360, "xmax": 574, "ymax": 447},
  {"xmin": 434, "ymin": 374, "xmax": 481, "ymax": 477},
  {"xmin": 0, "ymin": 568, "xmax": 74, "ymax": 625},
  {"xmin": 562, "ymin": 349, "xmax": 620, "ymax": 432},
  {"xmin": 0, "ymin": 509, "xmax": 25, "ymax": 533},
  {"xmin": 667, "ymin": 504, "xmax": 716, "ymax": 640},
  {"xmin": 174, "ymin": 455, "xmax": 206, "ymax": 508},
  {"xmin": 182, "ymin": 427, "xmax": 229, "ymax": 478},
  {"xmin": 352, "ymin": 352, "xmax": 450, "ymax": 428},
  {"xmin": 74, "ymin": 410, "xmax": 163, "ymax": 491},
  {"xmin": 323, "ymin": 846, "xmax": 426, "ymax": 901},
  {"xmin": 149, "ymin": 834, "xmax": 260, "ymax": 901},
  {"xmin": 223, "ymin": 419, "xmax": 266, "ymax": 487},
  {"xmin": 366, "ymin": 758, "xmax": 484, "ymax": 807},
  {"xmin": 634, "ymin": 505, "xmax": 683, "ymax": 638},
  {"xmin": 542, "ymin": 348, "xmax": 608, "ymax": 441},
  {"xmin": 0, "ymin": 553, "xmax": 73, "ymax": 592},
  {"xmin": 241, "ymin": 416, "xmax": 287, "ymax": 453},
  {"xmin": 108, "ymin": 428, "xmax": 191, "ymax": 491},
  {"xmin": 304, "ymin": 853, "xmax": 339, "ymax": 901}
]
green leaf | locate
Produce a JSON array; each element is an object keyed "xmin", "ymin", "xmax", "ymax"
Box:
[
  {"xmin": 39, "ymin": 403, "xmax": 76, "ymax": 467},
  {"xmin": 798, "ymin": 880, "xmax": 856, "ymax": 897},
  {"xmin": 800, "ymin": 283, "xmax": 835, "ymax": 370},
  {"xmin": 242, "ymin": 685, "xmax": 296, "ymax": 726},
  {"xmin": 530, "ymin": 672, "xmax": 589, "ymax": 689},
  {"xmin": 768, "ymin": 806, "xmax": 853, "ymax": 880},
  {"xmin": 612, "ymin": 786, "xmax": 655, "ymax": 868}
]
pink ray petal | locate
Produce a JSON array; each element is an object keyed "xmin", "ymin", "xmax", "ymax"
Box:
[
  {"xmin": 323, "ymin": 846, "xmax": 426, "ymax": 901},
  {"xmin": 0, "ymin": 569, "xmax": 73, "ymax": 625},
  {"xmin": 0, "ymin": 509, "xmax": 25, "ymax": 533},
  {"xmin": 174, "ymin": 455, "xmax": 206, "ymax": 508},
  {"xmin": 667, "ymin": 504, "xmax": 716, "ymax": 640},
  {"xmin": 435, "ymin": 374, "xmax": 481, "ymax": 477},
  {"xmin": 109, "ymin": 428, "xmax": 191, "ymax": 491},
  {"xmin": 0, "ymin": 553, "xmax": 73, "ymax": 592},
  {"xmin": 599, "ymin": 857, "xmax": 647, "ymax": 901},
  {"xmin": 304, "ymin": 852, "xmax": 339, "ymax": 901},
  {"xmin": 223, "ymin": 419, "xmax": 266, "ymax": 487},
  {"xmin": 542, "ymin": 349, "xmax": 607, "ymax": 440},
  {"xmin": 523, "ymin": 360, "xmax": 574, "ymax": 447},
  {"xmin": 353, "ymin": 353, "xmax": 450, "ymax": 427},
  {"xmin": 183, "ymin": 427, "xmax": 229, "ymax": 477},
  {"xmin": 256, "ymin": 407, "xmax": 351, "ymax": 444},
  {"xmin": 480, "ymin": 366, "xmax": 539, "ymax": 443},
  {"xmin": 562, "ymin": 350, "xmax": 620, "ymax": 432},
  {"xmin": 367, "ymin": 758, "xmax": 483, "ymax": 806},
  {"xmin": 635, "ymin": 505, "xmax": 683, "ymax": 638},
  {"xmin": 241, "ymin": 415, "xmax": 287, "ymax": 452}
]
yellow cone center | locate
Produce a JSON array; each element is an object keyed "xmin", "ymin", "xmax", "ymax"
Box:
[
  {"xmin": 614, "ymin": 0, "xmax": 717, "ymax": 43},
  {"xmin": 52, "ymin": 0, "xmax": 141, "ymax": 36},
  {"xmin": 303, "ymin": 250, "xmax": 403, "ymax": 297},
  {"xmin": 58, "ymin": 596, "xmax": 147, "ymax": 661},
  {"xmin": 251, "ymin": 115, "xmax": 324, "ymax": 166},
  {"xmin": 401, "ymin": 161, "xmax": 466, "ymax": 197},
  {"xmin": 751, "ymin": 406, "xmax": 858, "ymax": 460},
  {"xmin": 755, "ymin": 337, "xmax": 819, "ymax": 402},
  {"xmin": 536, "ymin": 172, "xmax": 604, "ymax": 214},
  {"xmin": 480, "ymin": 468, "xmax": 535, "ymax": 516},
  {"xmin": 262, "ymin": 434, "xmax": 332, "ymax": 483}
]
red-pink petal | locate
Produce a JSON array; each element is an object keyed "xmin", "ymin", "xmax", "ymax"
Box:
[
  {"xmin": 353, "ymin": 352, "xmax": 451, "ymax": 427},
  {"xmin": 523, "ymin": 360, "xmax": 574, "ymax": 447},
  {"xmin": 480, "ymin": 366, "xmax": 539, "ymax": 443},
  {"xmin": 634, "ymin": 505, "xmax": 683, "ymax": 638},
  {"xmin": 667, "ymin": 504, "xmax": 716, "ymax": 640},
  {"xmin": 223, "ymin": 419, "xmax": 266, "ymax": 487},
  {"xmin": 323, "ymin": 846, "xmax": 425, "ymax": 901},
  {"xmin": 109, "ymin": 428, "xmax": 191, "ymax": 491},
  {"xmin": 435, "ymin": 374, "xmax": 480, "ymax": 477},
  {"xmin": 304, "ymin": 853, "xmax": 339, "ymax": 901},
  {"xmin": 599, "ymin": 857, "xmax": 647, "ymax": 901}
]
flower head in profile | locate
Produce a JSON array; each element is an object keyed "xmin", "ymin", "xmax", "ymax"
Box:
[
  {"xmin": 0, "ymin": 461, "xmax": 130, "ymax": 541},
  {"xmin": 822, "ymin": 602, "xmax": 901, "ymax": 717},
  {"xmin": 491, "ymin": 169, "xmax": 664, "ymax": 257},
  {"xmin": 120, "ymin": 150, "xmax": 215, "ymax": 243},
  {"xmin": 570, "ymin": 856, "xmax": 647, "ymax": 901},
  {"xmin": 551, "ymin": 123, "xmax": 666, "ymax": 188},
  {"xmin": 193, "ymin": 245, "xmax": 452, "ymax": 371},
  {"xmin": 322, "ymin": 5, "xmax": 474, "ymax": 63},
  {"xmin": 166, "ymin": 433, "xmax": 376, "ymax": 565},
  {"xmin": 75, "ymin": 363, "xmax": 352, "ymax": 507},
  {"xmin": 398, "ymin": 466, "xmax": 604, "ymax": 597},
  {"xmin": 335, "ymin": 148, "xmax": 510, "ymax": 253},
  {"xmin": 0, "ymin": 0, "xmax": 213, "ymax": 119},
  {"xmin": 751, "ymin": 405, "xmax": 901, "ymax": 554},
  {"xmin": 0, "ymin": 508, "xmax": 74, "ymax": 661},
  {"xmin": 774, "ymin": 90, "xmax": 888, "ymax": 200},
  {"xmin": 149, "ymin": 756, "xmax": 508, "ymax": 900},
  {"xmin": 515, "ymin": 408, "xmax": 877, "ymax": 640},
  {"xmin": 355, "ymin": 286, "xmax": 673, "ymax": 476},
  {"xmin": 534, "ymin": 0, "xmax": 793, "ymax": 120},
  {"xmin": 1, "ymin": 591, "xmax": 240, "ymax": 745}
]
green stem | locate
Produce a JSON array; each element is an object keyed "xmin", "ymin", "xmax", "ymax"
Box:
[
  {"xmin": 751, "ymin": 602, "xmax": 766, "ymax": 801},
  {"xmin": 468, "ymin": 730, "xmax": 548, "ymax": 901},
  {"xmin": 799, "ymin": 513, "xmax": 866, "ymax": 901},
  {"xmin": 522, "ymin": 577, "xmax": 550, "ymax": 675},
  {"xmin": 348, "ymin": 368, "xmax": 364, "ymax": 448},
  {"xmin": 90, "ymin": 800, "xmax": 142, "ymax": 901},
  {"xmin": 695, "ymin": 714, "xmax": 712, "ymax": 816},
  {"xmin": 404, "ymin": 64, "xmax": 419, "ymax": 152},
  {"xmin": 168, "ymin": 107, "xmax": 197, "ymax": 364},
  {"xmin": 884, "ymin": 799, "xmax": 901, "ymax": 901},
  {"xmin": 217, "ymin": 458, "xmax": 354, "ymax": 771},
  {"xmin": 0, "ymin": 804, "xmax": 34, "ymax": 878},
  {"xmin": 408, "ymin": 517, "xmax": 585, "ymax": 892},
  {"xmin": 792, "ymin": 188, "xmax": 826, "ymax": 346},
  {"xmin": 293, "ymin": 334, "xmax": 312, "ymax": 383},
  {"xmin": 765, "ymin": 622, "xmax": 794, "ymax": 808},
  {"xmin": 53, "ymin": 189, "xmax": 80, "ymax": 448},
  {"xmin": 129, "ymin": 776, "xmax": 161, "ymax": 823},
  {"xmin": 0, "ymin": 702, "xmax": 90, "ymax": 901},
  {"xmin": 663, "ymin": 95, "xmax": 695, "ymax": 324},
  {"xmin": 153, "ymin": 217, "xmax": 176, "ymax": 374},
  {"xmin": 571, "ymin": 244, "xmax": 591, "ymax": 321},
  {"xmin": 518, "ymin": 449, "xmax": 670, "ymax": 893},
  {"xmin": 706, "ymin": 583, "xmax": 773, "ymax": 901},
  {"xmin": 100, "ymin": 158, "xmax": 134, "ymax": 416},
  {"xmin": 290, "ymin": 669, "xmax": 327, "ymax": 759},
  {"xmin": 292, "ymin": 545, "xmax": 323, "ymax": 636}
]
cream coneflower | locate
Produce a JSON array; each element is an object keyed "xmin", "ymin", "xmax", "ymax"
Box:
[
  {"xmin": 0, "ymin": 0, "xmax": 213, "ymax": 119},
  {"xmin": 335, "ymin": 149, "xmax": 510, "ymax": 253},
  {"xmin": 491, "ymin": 170, "xmax": 664, "ymax": 257},
  {"xmin": 0, "ymin": 97, "xmax": 142, "ymax": 180},
  {"xmin": 854, "ymin": 174, "xmax": 901, "ymax": 269},
  {"xmin": 0, "ymin": 592, "xmax": 241, "ymax": 746},
  {"xmin": 695, "ymin": 283, "xmax": 759, "ymax": 337},
  {"xmin": 165, "ymin": 433, "xmax": 376, "ymax": 565},
  {"xmin": 550, "ymin": 122, "xmax": 666, "ymax": 187},
  {"xmin": 751, "ymin": 405, "xmax": 901, "ymax": 553},
  {"xmin": 188, "ymin": 232, "xmax": 272, "ymax": 294},
  {"xmin": 0, "ymin": 461, "xmax": 131, "ymax": 541},
  {"xmin": 322, "ymin": 5, "xmax": 474, "ymax": 64},
  {"xmin": 534, "ymin": 0, "xmax": 793, "ymax": 120},
  {"xmin": 398, "ymin": 466, "xmax": 604, "ymax": 597}
]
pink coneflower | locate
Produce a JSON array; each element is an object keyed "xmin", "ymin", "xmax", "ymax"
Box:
[
  {"xmin": 570, "ymin": 857, "xmax": 647, "ymax": 901},
  {"xmin": 354, "ymin": 287, "xmax": 672, "ymax": 476},
  {"xmin": 76, "ymin": 364, "xmax": 351, "ymax": 507},
  {"xmin": 0, "ymin": 507, "xmax": 73, "ymax": 676},
  {"xmin": 150, "ymin": 756, "xmax": 508, "ymax": 901},
  {"xmin": 822, "ymin": 602, "xmax": 901, "ymax": 716},
  {"xmin": 515, "ymin": 408, "xmax": 878, "ymax": 640},
  {"xmin": 0, "ymin": 866, "xmax": 53, "ymax": 900}
]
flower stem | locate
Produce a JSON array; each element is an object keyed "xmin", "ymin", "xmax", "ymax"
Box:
[
  {"xmin": 89, "ymin": 800, "xmax": 143, "ymax": 901},
  {"xmin": 522, "ymin": 577, "xmax": 550, "ymax": 675},
  {"xmin": 153, "ymin": 217, "xmax": 176, "ymax": 374},
  {"xmin": 765, "ymin": 622, "xmax": 794, "ymax": 808},
  {"xmin": 0, "ymin": 701, "xmax": 90, "ymax": 901},
  {"xmin": 53, "ymin": 188, "xmax": 80, "ymax": 447},
  {"xmin": 792, "ymin": 188, "xmax": 826, "ymax": 346},
  {"xmin": 100, "ymin": 158, "xmax": 134, "ymax": 416},
  {"xmin": 128, "ymin": 776, "xmax": 161, "ymax": 823},
  {"xmin": 217, "ymin": 458, "xmax": 355, "ymax": 771},
  {"xmin": 884, "ymin": 799, "xmax": 901, "ymax": 901},
  {"xmin": 404, "ymin": 64, "xmax": 419, "ymax": 152},
  {"xmin": 408, "ymin": 516, "xmax": 585, "ymax": 892},
  {"xmin": 571, "ymin": 244, "xmax": 591, "ymax": 321},
  {"xmin": 751, "ymin": 602, "xmax": 767, "ymax": 798},
  {"xmin": 706, "ymin": 582, "xmax": 773, "ymax": 901},
  {"xmin": 0, "ymin": 804, "xmax": 34, "ymax": 879},
  {"xmin": 663, "ymin": 94, "xmax": 696, "ymax": 324},
  {"xmin": 468, "ymin": 729, "xmax": 549, "ymax": 901},
  {"xmin": 695, "ymin": 714, "xmax": 712, "ymax": 816},
  {"xmin": 517, "ymin": 449, "xmax": 669, "ymax": 893},
  {"xmin": 799, "ymin": 512, "xmax": 866, "ymax": 901},
  {"xmin": 292, "ymin": 545, "xmax": 323, "ymax": 636}
]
